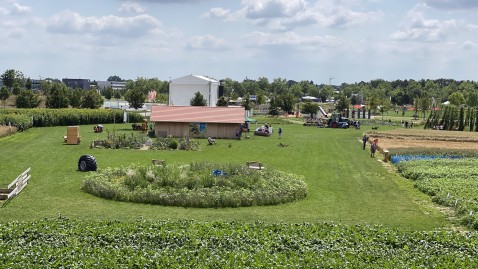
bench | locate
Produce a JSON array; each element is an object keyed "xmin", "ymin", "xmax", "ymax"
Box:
[{"xmin": 247, "ymin": 161, "xmax": 264, "ymax": 170}]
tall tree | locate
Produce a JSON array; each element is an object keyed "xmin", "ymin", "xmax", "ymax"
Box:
[
  {"xmin": 103, "ymin": 86, "xmax": 114, "ymax": 100},
  {"xmin": 0, "ymin": 86, "xmax": 10, "ymax": 109},
  {"xmin": 448, "ymin": 91, "xmax": 466, "ymax": 106},
  {"xmin": 335, "ymin": 94, "xmax": 350, "ymax": 113},
  {"xmin": 69, "ymin": 89, "xmax": 83, "ymax": 108},
  {"xmin": 15, "ymin": 89, "xmax": 40, "ymax": 108},
  {"xmin": 46, "ymin": 83, "xmax": 70, "ymax": 108},
  {"xmin": 190, "ymin": 91, "xmax": 207, "ymax": 106},
  {"xmin": 81, "ymin": 89, "xmax": 103, "ymax": 109},
  {"xmin": 125, "ymin": 87, "xmax": 145, "ymax": 109},
  {"xmin": 268, "ymin": 96, "xmax": 280, "ymax": 116},
  {"xmin": 279, "ymin": 93, "xmax": 295, "ymax": 114},
  {"xmin": 301, "ymin": 100, "xmax": 319, "ymax": 118}
]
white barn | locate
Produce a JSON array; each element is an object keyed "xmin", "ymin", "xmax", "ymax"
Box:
[{"xmin": 169, "ymin": 74, "xmax": 219, "ymax": 107}]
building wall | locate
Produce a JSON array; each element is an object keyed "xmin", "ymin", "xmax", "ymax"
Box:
[
  {"xmin": 154, "ymin": 122, "xmax": 240, "ymax": 139},
  {"xmin": 169, "ymin": 82, "xmax": 218, "ymax": 107}
]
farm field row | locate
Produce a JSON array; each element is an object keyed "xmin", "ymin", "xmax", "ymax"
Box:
[
  {"xmin": 1, "ymin": 218, "xmax": 477, "ymax": 268},
  {"xmin": 0, "ymin": 121, "xmax": 449, "ymax": 230},
  {"xmin": 397, "ymin": 158, "xmax": 478, "ymax": 229}
]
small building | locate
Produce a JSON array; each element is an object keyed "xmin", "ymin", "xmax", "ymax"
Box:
[
  {"xmin": 169, "ymin": 75, "xmax": 219, "ymax": 107},
  {"xmin": 150, "ymin": 106, "xmax": 245, "ymax": 139}
]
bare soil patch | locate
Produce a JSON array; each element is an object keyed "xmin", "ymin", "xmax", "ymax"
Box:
[{"xmin": 366, "ymin": 129, "xmax": 478, "ymax": 151}]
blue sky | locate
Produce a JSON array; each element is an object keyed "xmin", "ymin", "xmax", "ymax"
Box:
[{"xmin": 1, "ymin": 0, "xmax": 477, "ymax": 84}]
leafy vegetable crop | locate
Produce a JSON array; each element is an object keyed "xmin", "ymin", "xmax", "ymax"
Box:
[
  {"xmin": 397, "ymin": 158, "xmax": 478, "ymax": 229},
  {"xmin": 1, "ymin": 217, "xmax": 477, "ymax": 268}
]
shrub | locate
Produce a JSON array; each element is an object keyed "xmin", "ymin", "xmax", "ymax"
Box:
[
  {"xmin": 0, "ymin": 108, "xmax": 143, "ymax": 127},
  {"xmin": 168, "ymin": 140, "xmax": 179, "ymax": 150},
  {"xmin": 82, "ymin": 162, "xmax": 308, "ymax": 208}
]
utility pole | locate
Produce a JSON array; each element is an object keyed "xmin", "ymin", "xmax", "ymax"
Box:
[{"xmin": 329, "ymin": 76, "xmax": 334, "ymax": 86}]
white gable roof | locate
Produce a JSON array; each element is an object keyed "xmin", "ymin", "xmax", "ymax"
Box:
[{"xmin": 171, "ymin": 74, "xmax": 218, "ymax": 85}]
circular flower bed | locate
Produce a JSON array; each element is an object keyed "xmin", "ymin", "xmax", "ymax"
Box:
[{"xmin": 81, "ymin": 162, "xmax": 308, "ymax": 208}]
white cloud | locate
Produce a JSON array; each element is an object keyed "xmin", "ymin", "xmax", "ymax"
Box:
[
  {"xmin": 119, "ymin": 2, "xmax": 146, "ymax": 14},
  {"xmin": 212, "ymin": 0, "xmax": 382, "ymax": 31},
  {"xmin": 0, "ymin": 1, "xmax": 31, "ymax": 15},
  {"xmin": 461, "ymin": 41, "xmax": 477, "ymax": 50},
  {"xmin": 46, "ymin": 10, "xmax": 161, "ymax": 38},
  {"xmin": 244, "ymin": 31, "xmax": 343, "ymax": 48},
  {"xmin": 187, "ymin": 34, "xmax": 226, "ymax": 50},
  {"xmin": 204, "ymin": 7, "xmax": 231, "ymax": 19},
  {"xmin": 241, "ymin": 0, "xmax": 308, "ymax": 19},
  {"xmin": 390, "ymin": 8, "xmax": 458, "ymax": 42}
]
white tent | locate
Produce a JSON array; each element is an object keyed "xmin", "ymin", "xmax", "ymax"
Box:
[{"xmin": 169, "ymin": 74, "xmax": 219, "ymax": 107}]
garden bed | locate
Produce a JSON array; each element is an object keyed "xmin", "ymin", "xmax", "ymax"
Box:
[
  {"xmin": 81, "ymin": 162, "xmax": 307, "ymax": 208},
  {"xmin": 366, "ymin": 129, "xmax": 478, "ymax": 151}
]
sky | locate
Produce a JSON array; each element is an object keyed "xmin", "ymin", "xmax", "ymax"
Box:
[{"xmin": 1, "ymin": 0, "xmax": 478, "ymax": 85}]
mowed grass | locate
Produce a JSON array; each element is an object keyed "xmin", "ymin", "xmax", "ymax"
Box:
[{"xmin": 0, "ymin": 121, "xmax": 450, "ymax": 230}]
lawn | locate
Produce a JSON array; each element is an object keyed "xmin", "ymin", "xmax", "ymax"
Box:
[{"xmin": 0, "ymin": 120, "xmax": 450, "ymax": 230}]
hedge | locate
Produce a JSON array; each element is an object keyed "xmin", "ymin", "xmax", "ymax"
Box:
[{"xmin": 0, "ymin": 108, "xmax": 143, "ymax": 130}]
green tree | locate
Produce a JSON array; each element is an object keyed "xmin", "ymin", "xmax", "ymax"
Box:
[
  {"xmin": 279, "ymin": 93, "xmax": 295, "ymax": 114},
  {"xmin": 268, "ymin": 96, "xmax": 280, "ymax": 116},
  {"xmin": 242, "ymin": 94, "xmax": 253, "ymax": 110},
  {"xmin": 103, "ymin": 86, "xmax": 114, "ymax": 100},
  {"xmin": 0, "ymin": 86, "xmax": 10, "ymax": 109},
  {"xmin": 15, "ymin": 89, "xmax": 40, "ymax": 108},
  {"xmin": 125, "ymin": 87, "xmax": 145, "ymax": 109},
  {"xmin": 69, "ymin": 89, "xmax": 83, "ymax": 108},
  {"xmin": 466, "ymin": 91, "xmax": 478, "ymax": 107},
  {"xmin": 301, "ymin": 101, "xmax": 319, "ymax": 117},
  {"xmin": 419, "ymin": 94, "xmax": 431, "ymax": 118},
  {"xmin": 81, "ymin": 90, "xmax": 103, "ymax": 109},
  {"xmin": 190, "ymin": 91, "xmax": 207, "ymax": 106},
  {"xmin": 216, "ymin": 96, "xmax": 228, "ymax": 107},
  {"xmin": 256, "ymin": 92, "xmax": 266, "ymax": 105},
  {"xmin": 46, "ymin": 83, "xmax": 70, "ymax": 108},
  {"xmin": 1, "ymin": 69, "xmax": 17, "ymax": 89},
  {"xmin": 319, "ymin": 85, "xmax": 334, "ymax": 102},
  {"xmin": 448, "ymin": 91, "xmax": 466, "ymax": 106},
  {"xmin": 335, "ymin": 94, "xmax": 350, "ymax": 113},
  {"xmin": 107, "ymin": 75, "xmax": 123, "ymax": 82}
]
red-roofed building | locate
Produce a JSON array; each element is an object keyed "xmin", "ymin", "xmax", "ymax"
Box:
[{"xmin": 150, "ymin": 106, "xmax": 245, "ymax": 138}]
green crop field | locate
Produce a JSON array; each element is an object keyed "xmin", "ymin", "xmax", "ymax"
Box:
[
  {"xmin": 0, "ymin": 120, "xmax": 449, "ymax": 230},
  {"xmin": 3, "ymin": 118, "xmax": 478, "ymax": 267}
]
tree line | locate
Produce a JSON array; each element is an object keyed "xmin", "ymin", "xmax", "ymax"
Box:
[{"xmin": 2, "ymin": 68, "xmax": 478, "ymax": 117}]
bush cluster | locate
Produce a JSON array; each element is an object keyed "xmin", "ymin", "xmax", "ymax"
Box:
[
  {"xmin": 0, "ymin": 108, "xmax": 143, "ymax": 130},
  {"xmin": 81, "ymin": 162, "xmax": 308, "ymax": 208},
  {"xmin": 150, "ymin": 136, "xmax": 200, "ymax": 151}
]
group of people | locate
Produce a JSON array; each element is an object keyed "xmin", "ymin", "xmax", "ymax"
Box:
[
  {"xmin": 401, "ymin": 120, "xmax": 413, "ymax": 128},
  {"xmin": 362, "ymin": 135, "xmax": 378, "ymax": 157}
]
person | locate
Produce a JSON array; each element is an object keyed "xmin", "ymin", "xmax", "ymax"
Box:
[
  {"xmin": 362, "ymin": 135, "xmax": 367, "ymax": 150},
  {"xmin": 278, "ymin": 127, "xmax": 282, "ymax": 138},
  {"xmin": 371, "ymin": 142, "xmax": 376, "ymax": 157}
]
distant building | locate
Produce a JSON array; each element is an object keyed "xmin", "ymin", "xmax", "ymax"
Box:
[
  {"xmin": 96, "ymin": 81, "xmax": 126, "ymax": 92},
  {"xmin": 31, "ymin": 79, "xmax": 42, "ymax": 92},
  {"xmin": 62, "ymin": 78, "xmax": 91, "ymax": 90},
  {"xmin": 169, "ymin": 74, "xmax": 219, "ymax": 107}
]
